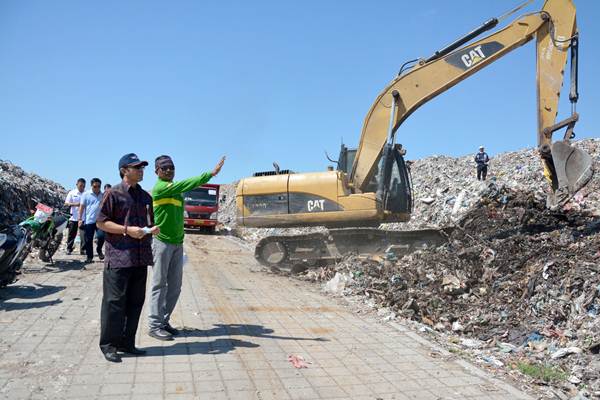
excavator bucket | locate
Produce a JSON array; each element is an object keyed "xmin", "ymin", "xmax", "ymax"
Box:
[{"xmin": 548, "ymin": 141, "xmax": 593, "ymax": 207}]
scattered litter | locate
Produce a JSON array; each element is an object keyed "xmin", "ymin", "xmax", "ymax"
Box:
[
  {"xmin": 287, "ymin": 355, "xmax": 310, "ymax": 369},
  {"xmin": 550, "ymin": 347, "xmax": 583, "ymax": 360}
]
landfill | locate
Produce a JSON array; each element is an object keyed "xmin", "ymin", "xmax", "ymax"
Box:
[
  {"xmin": 0, "ymin": 160, "xmax": 67, "ymax": 226},
  {"xmin": 219, "ymin": 138, "xmax": 600, "ymax": 398}
]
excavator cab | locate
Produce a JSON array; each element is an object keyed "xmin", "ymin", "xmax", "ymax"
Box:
[{"xmin": 337, "ymin": 143, "xmax": 413, "ymax": 215}]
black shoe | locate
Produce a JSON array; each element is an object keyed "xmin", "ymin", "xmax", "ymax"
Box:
[
  {"xmin": 98, "ymin": 251, "xmax": 105, "ymax": 260},
  {"xmin": 103, "ymin": 351, "xmax": 122, "ymax": 363},
  {"xmin": 117, "ymin": 346, "xmax": 146, "ymax": 355},
  {"xmin": 148, "ymin": 328, "xmax": 174, "ymax": 341},
  {"xmin": 85, "ymin": 258, "xmax": 93, "ymax": 263},
  {"xmin": 164, "ymin": 324, "xmax": 180, "ymax": 336},
  {"xmin": 66, "ymin": 250, "xmax": 72, "ymax": 255}
]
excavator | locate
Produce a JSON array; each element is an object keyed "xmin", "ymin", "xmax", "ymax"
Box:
[{"xmin": 236, "ymin": 0, "xmax": 593, "ymax": 270}]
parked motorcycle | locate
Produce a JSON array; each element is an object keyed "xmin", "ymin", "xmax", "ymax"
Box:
[
  {"xmin": 19, "ymin": 203, "xmax": 69, "ymax": 264},
  {"xmin": 0, "ymin": 224, "xmax": 29, "ymax": 288}
]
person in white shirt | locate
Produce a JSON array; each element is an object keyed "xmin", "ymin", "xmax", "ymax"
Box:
[
  {"xmin": 78, "ymin": 178, "xmax": 106, "ymax": 263},
  {"xmin": 64, "ymin": 178, "xmax": 86, "ymax": 255}
]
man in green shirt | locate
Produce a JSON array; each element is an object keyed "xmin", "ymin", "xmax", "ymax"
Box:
[{"xmin": 148, "ymin": 154, "xmax": 225, "ymax": 340}]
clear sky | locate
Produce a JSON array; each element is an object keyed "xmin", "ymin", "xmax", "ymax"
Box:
[{"xmin": 1, "ymin": 0, "xmax": 598, "ymax": 191}]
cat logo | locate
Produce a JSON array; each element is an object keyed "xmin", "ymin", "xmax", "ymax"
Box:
[
  {"xmin": 461, "ymin": 45, "xmax": 486, "ymax": 68},
  {"xmin": 307, "ymin": 199, "xmax": 325, "ymax": 212},
  {"xmin": 445, "ymin": 42, "xmax": 504, "ymax": 71}
]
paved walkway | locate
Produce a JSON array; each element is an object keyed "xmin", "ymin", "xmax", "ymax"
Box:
[{"xmin": 0, "ymin": 234, "xmax": 533, "ymax": 399}]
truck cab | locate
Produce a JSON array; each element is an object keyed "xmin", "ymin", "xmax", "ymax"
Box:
[{"xmin": 183, "ymin": 184, "xmax": 220, "ymax": 233}]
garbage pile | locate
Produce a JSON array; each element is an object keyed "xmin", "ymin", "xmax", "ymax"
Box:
[
  {"xmin": 313, "ymin": 181, "xmax": 600, "ymax": 396},
  {"xmin": 387, "ymin": 138, "xmax": 600, "ymax": 230},
  {"xmin": 0, "ymin": 160, "xmax": 66, "ymax": 226}
]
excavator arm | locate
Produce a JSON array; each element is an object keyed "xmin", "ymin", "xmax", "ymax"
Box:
[{"xmin": 351, "ymin": 0, "xmax": 592, "ymax": 207}]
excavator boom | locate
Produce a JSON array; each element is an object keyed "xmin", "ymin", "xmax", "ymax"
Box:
[{"xmin": 351, "ymin": 0, "xmax": 591, "ymax": 206}]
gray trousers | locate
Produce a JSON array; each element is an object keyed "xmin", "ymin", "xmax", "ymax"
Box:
[{"xmin": 148, "ymin": 238, "xmax": 184, "ymax": 331}]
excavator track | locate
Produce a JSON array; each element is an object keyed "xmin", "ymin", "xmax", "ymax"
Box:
[{"xmin": 254, "ymin": 227, "xmax": 452, "ymax": 271}]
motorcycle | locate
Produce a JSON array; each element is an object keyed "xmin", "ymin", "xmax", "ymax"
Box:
[
  {"xmin": 0, "ymin": 224, "xmax": 29, "ymax": 288},
  {"xmin": 19, "ymin": 202, "xmax": 69, "ymax": 264}
]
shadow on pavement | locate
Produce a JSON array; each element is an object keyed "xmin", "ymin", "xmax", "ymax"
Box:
[
  {"xmin": 181, "ymin": 323, "xmax": 329, "ymax": 342},
  {"xmin": 0, "ymin": 283, "xmax": 64, "ymax": 311},
  {"xmin": 142, "ymin": 338, "xmax": 260, "ymax": 357},
  {"xmin": 22, "ymin": 259, "xmax": 88, "ymax": 274}
]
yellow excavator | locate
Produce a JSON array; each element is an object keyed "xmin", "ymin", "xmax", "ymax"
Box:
[{"xmin": 236, "ymin": 0, "xmax": 593, "ymax": 269}]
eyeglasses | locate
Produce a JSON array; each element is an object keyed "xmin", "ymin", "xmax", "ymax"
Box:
[{"xmin": 129, "ymin": 165, "xmax": 145, "ymax": 170}]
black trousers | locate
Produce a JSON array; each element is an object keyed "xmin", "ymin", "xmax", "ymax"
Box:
[
  {"xmin": 477, "ymin": 164, "xmax": 488, "ymax": 180},
  {"xmin": 99, "ymin": 265, "xmax": 148, "ymax": 353},
  {"xmin": 66, "ymin": 221, "xmax": 85, "ymax": 253},
  {"xmin": 83, "ymin": 223, "xmax": 105, "ymax": 259}
]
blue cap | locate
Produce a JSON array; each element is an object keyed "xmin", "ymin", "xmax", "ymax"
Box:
[{"xmin": 118, "ymin": 153, "xmax": 148, "ymax": 169}]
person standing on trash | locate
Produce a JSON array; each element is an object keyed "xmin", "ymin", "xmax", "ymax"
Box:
[
  {"xmin": 96, "ymin": 153, "xmax": 159, "ymax": 363},
  {"xmin": 64, "ymin": 178, "xmax": 86, "ymax": 255},
  {"xmin": 78, "ymin": 178, "xmax": 106, "ymax": 263},
  {"xmin": 475, "ymin": 145, "xmax": 490, "ymax": 181},
  {"xmin": 148, "ymin": 154, "xmax": 225, "ymax": 341}
]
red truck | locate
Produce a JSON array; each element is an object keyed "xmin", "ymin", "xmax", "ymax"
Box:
[{"xmin": 183, "ymin": 183, "xmax": 220, "ymax": 233}]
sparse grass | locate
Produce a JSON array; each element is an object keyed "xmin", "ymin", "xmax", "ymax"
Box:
[{"xmin": 514, "ymin": 361, "xmax": 567, "ymax": 383}]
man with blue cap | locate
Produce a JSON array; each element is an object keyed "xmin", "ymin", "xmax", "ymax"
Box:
[{"xmin": 96, "ymin": 153, "xmax": 160, "ymax": 362}]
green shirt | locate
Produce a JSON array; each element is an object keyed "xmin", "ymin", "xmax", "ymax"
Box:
[{"xmin": 152, "ymin": 172, "xmax": 213, "ymax": 244}]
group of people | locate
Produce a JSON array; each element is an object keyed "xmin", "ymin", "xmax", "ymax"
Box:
[
  {"xmin": 64, "ymin": 153, "xmax": 225, "ymax": 363},
  {"xmin": 64, "ymin": 178, "xmax": 111, "ymax": 263}
]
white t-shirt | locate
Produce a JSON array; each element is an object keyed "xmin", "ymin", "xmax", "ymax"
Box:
[{"xmin": 65, "ymin": 188, "xmax": 84, "ymax": 221}]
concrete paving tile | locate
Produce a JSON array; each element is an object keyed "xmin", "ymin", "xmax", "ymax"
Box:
[
  {"xmin": 224, "ymin": 378, "xmax": 255, "ymax": 392},
  {"xmin": 220, "ymin": 369, "xmax": 250, "ymax": 381},
  {"xmin": 195, "ymin": 379, "xmax": 226, "ymax": 393},
  {"xmin": 131, "ymin": 382, "xmax": 164, "ymax": 394},
  {"xmin": 104, "ymin": 372, "xmax": 136, "ymax": 384},
  {"xmin": 99, "ymin": 382, "xmax": 132, "ymax": 396},
  {"xmin": 253, "ymin": 389, "xmax": 292, "ymax": 400},
  {"xmin": 332, "ymin": 374, "xmax": 363, "ymax": 386},
  {"xmin": 367, "ymin": 380, "xmax": 399, "ymax": 394},
  {"xmin": 70, "ymin": 374, "xmax": 104, "ymax": 385},
  {"xmin": 401, "ymin": 390, "xmax": 443, "ymax": 400},
  {"xmin": 162, "ymin": 362, "xmax": 190, "ymax": 372},
  {"xmin": 63, "ymin": 384, "xmax": 101, "ymax": 398},
  {"xmin": 134, "ymin": 372, "xmax": 163, "ymax": 383},
  {"xmin": 165, "ymin": 394, "xmax": 197, "ymax": 400},
  {"xmin": 305, "ymin": 375, "xmax": 337, "ymax": 387},
  {"xmin": 322, "ymin": 366, "xmax": 352, "ymax": 376},
  {"xmin": 164, "ymin": 381, "xmax": 194, "ymax": 395},
  {"xmin": 280, "ymin": 376, "xmax": 312, "ymax": 390},
  {"xmin": 357, "ymin": 373, "xmax": 388, "ymax": 384},
  {"xmin": 164, "ymin": 371, "xmax": 194, "ymax": 382},
  {"xmin": 131, "ymin": 395, "xmax": 163, "ymax": 400},
  {"xmin": 343, "ymin": 384, "xmax": 374, "ymax": 396},
  {"xmin": 194, "ymin": 369, "xmax": 222, "ymax": 381},
  {"xmin": 313, "ymin": 384, "xmax": 350, "ymax": 398},
  {"xmin": 288, "ymin": 386, "xmax": 319, "ymax": 400}
]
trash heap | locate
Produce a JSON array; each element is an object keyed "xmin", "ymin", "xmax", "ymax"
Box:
[
  {"xmin": 315, "ymin": 181, "xmax": 600, "ymax": 396},
  {"xmin": 387, "ymin": 138, "xmax": 600, "ymax": 230},
  {"xmin": 0, "ymin": 160, "xmax": 66, "ymax": 226}
]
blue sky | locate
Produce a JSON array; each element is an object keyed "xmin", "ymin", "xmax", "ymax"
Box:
[{"xmin": 1, "ymin": 0, "xmax": 598, "ymax": 190}]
